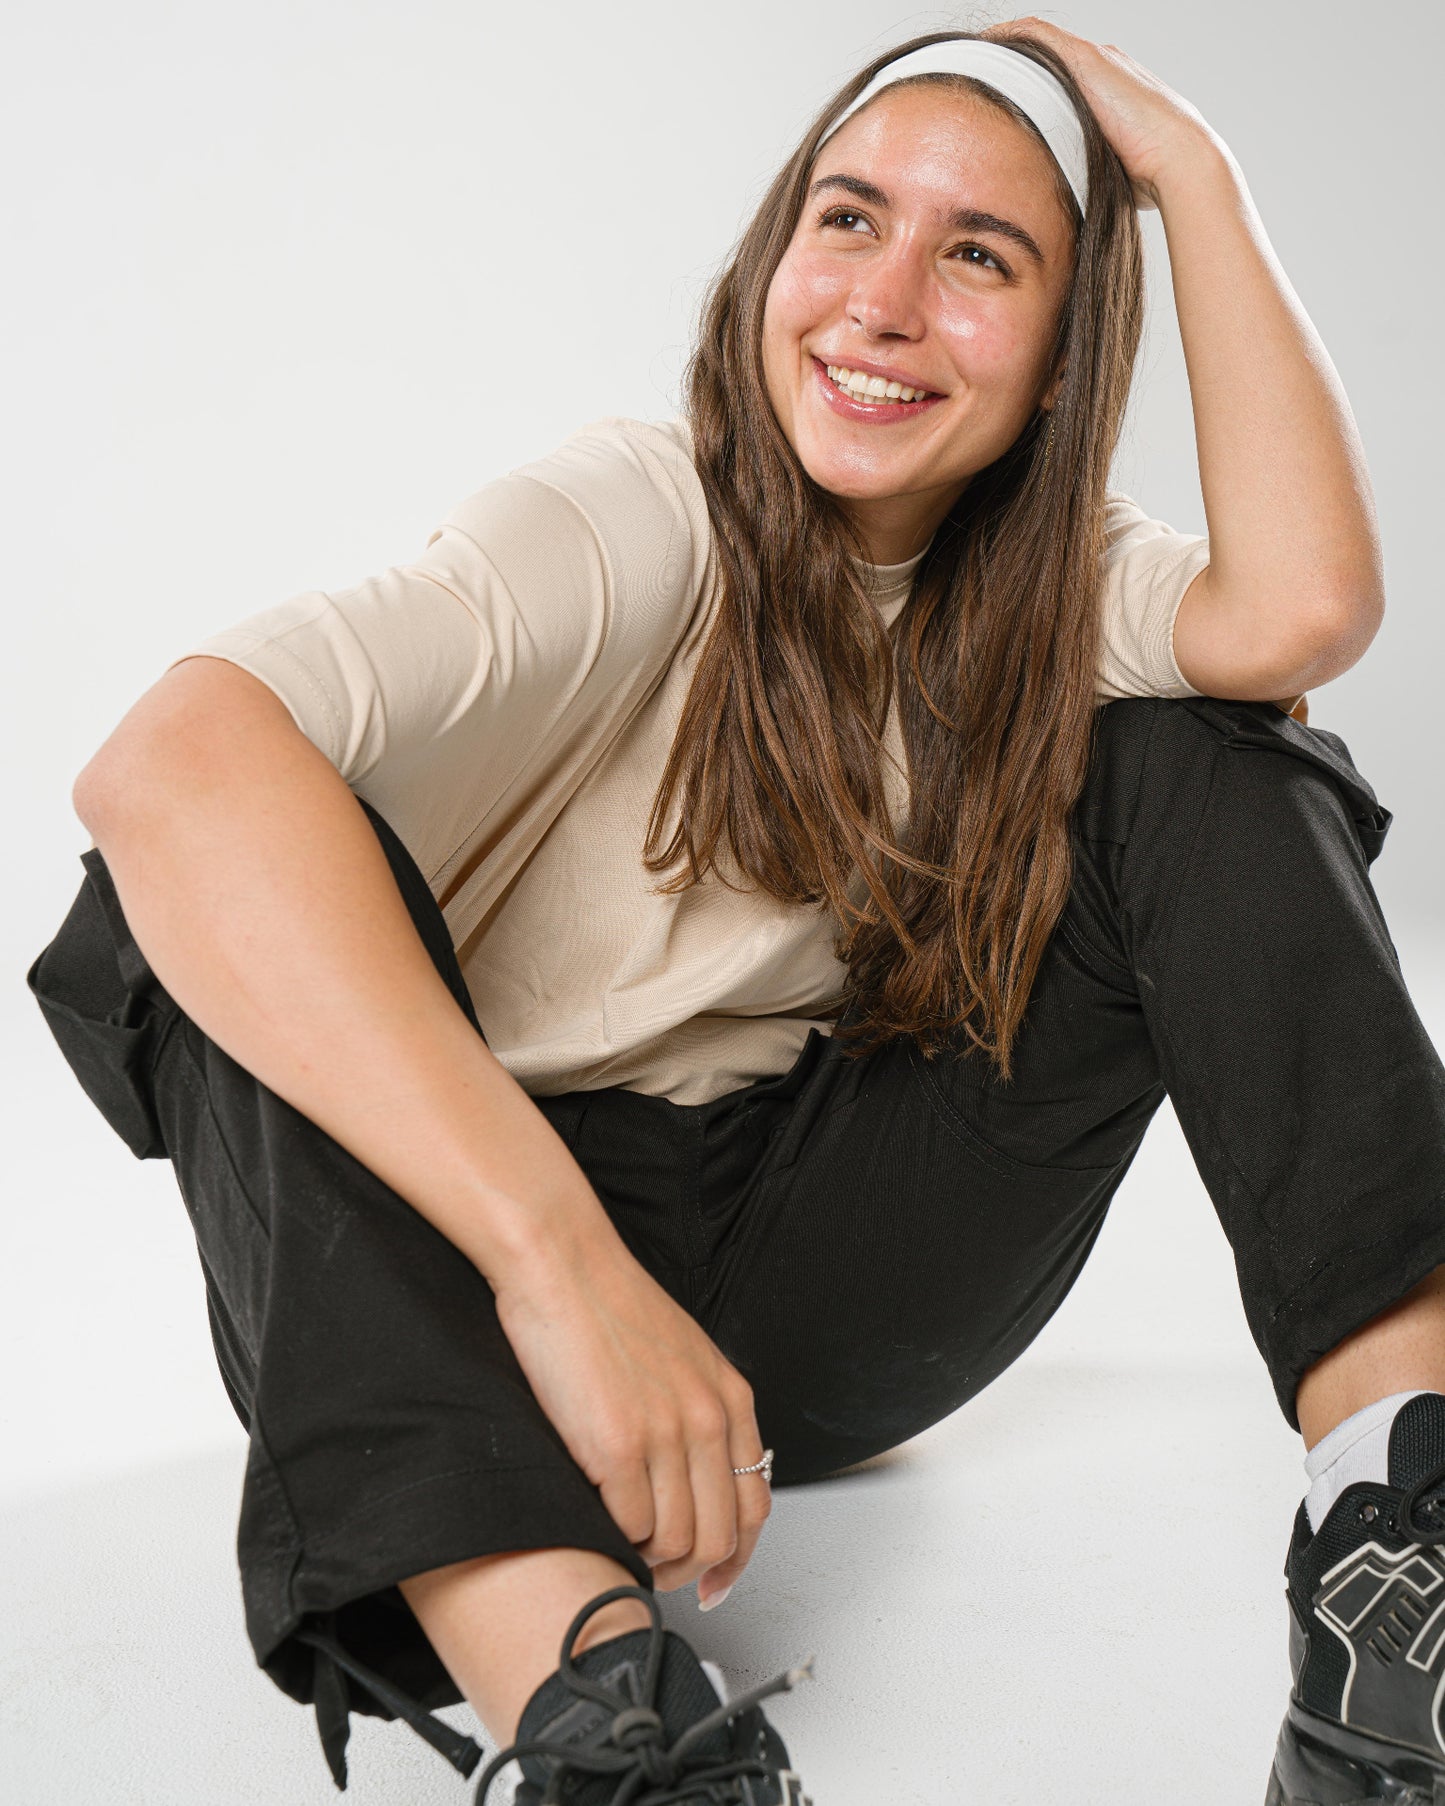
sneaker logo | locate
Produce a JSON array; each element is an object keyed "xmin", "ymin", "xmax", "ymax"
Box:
[{"xmin": 1314, "ymin": 1538, "xmax": 1445, "ymax": 1757}]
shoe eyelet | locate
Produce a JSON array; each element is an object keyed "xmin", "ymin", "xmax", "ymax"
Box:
[{"xmin": 1360, "ymin": 1502, "xmax": 1379, "ymax": 1524}]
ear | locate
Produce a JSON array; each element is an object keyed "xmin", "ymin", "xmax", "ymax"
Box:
[{"xmin": 1040, "ymin": 363, "xmax": 1066, "ymax": 414}]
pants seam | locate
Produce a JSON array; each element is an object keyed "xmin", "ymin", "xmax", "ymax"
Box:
[
  {"xmin": 1125, "ymin": 736, "xmax": 1278, "ymax": 1252},
  {"xmin": 688, "ymin": 1110, "xmax": 706, "ymax": 1283},
  {"xmin": 1057, "ymin": 911, "xmax": 1133, "ymax": 988},
  {"xmin": 174, "ymin": 1019, "xmax": 274, "ymax": 1248},
  {"xmin": 908, "ymin": 1038, "xmax": 1117, "ymax": 1181}
]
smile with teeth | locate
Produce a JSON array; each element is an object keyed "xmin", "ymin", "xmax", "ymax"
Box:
[{"xmin": 824, "ymin": 363, "xmax": 936, "ymax": 404}]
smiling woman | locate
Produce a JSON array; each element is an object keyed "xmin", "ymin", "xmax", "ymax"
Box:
[
  {"xmin": 661, "ymin": 29, "xmax": 1157, "ymax": 1082},
  {"xmin": 654, "ymin": 20, "xmax": 1353, "ymax": 1091},
  {"xmin": 31, "ymin": 16, "xmax": 1445, "ymax": 1806}
]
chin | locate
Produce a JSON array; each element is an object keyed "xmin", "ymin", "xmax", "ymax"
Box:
[{"xmin": 795, "ymin": 439, "xmax": 924, "ymax": 502}]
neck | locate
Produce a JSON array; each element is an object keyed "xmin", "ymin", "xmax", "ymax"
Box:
[{"xmin": 840, "ymin": 487, "xmax": 960, "ymax": 566}]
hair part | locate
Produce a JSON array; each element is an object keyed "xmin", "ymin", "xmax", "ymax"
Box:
[{"xmin": 641, "ymin": 27, "xmax": 1144, "ymax": 1083}]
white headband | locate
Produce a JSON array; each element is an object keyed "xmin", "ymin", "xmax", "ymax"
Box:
[{"xmin": 818, "ymin": 40, "xmax": 1089, "ymax": 218}]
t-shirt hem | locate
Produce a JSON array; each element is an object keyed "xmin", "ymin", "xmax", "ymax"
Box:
[{"xmin": 164, "ymin": 625, "xmax": 348, "ymax": 770}]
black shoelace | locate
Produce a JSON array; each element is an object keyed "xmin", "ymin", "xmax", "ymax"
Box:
[
  {"xmin": 289, "ymin": 1583, "xmax": 815, "ymax": 1803},
  {"xmin": 291, "ymin": 1613, "xmax": 489, "ymax": 1790},
  {"xmin": 471, "ymin": 1584, "xmax": 817, "ymax": 1805}
]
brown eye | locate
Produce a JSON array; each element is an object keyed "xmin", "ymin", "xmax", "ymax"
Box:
[
  {"xmin": 819, "ymin": 207, "xmax": 869, "ymax": 233},
  {"xmin": 955, "ymin": 242, "xmax": 1009, "ymax": 276}
]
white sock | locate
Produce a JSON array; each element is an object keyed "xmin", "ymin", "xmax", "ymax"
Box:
[{"xmin": 1303, "ymin": 1389, "xmax": 1430, "ymax": 1533}]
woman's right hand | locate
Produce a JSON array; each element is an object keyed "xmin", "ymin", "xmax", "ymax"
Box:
[{"xmin": 491, "ymin": 1234, "xmax": 771, "ymax": 1606}]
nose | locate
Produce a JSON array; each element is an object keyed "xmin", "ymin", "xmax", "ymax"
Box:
[{"xmin": 846, "ymin": 238, "xmax": 928, "ymax": 344}]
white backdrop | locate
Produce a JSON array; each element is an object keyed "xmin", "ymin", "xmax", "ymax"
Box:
[{"xmin": 4, "ymin": 3, "xmax": 1443, "ymax": 1802}]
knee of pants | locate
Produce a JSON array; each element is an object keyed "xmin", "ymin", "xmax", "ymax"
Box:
[
  {"xmin": 29, "ymin": 795, "xmax": 484, "ymax": 1162},
  {"xmin": 1121, "ymin": 693, "xmax": 1391, "ymax": 873}
]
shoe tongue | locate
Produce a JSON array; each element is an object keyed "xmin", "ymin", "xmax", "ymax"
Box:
[
  {"xmin": 1387, "ymin": 1392, "xmax": 1445, "ymax": 1490},
  {"xmin": 514, "ymin": 1625, "xmax": 732, "ymax": 1800}
]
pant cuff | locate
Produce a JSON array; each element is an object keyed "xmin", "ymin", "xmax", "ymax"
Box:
[
  {"xmin": 1266, "ymin": 1194, "xmax": 1445, "ymax": 1432},
  {"xmin": 246, "ymin": 1459, "xmax": 656, "ymax": 1717}
]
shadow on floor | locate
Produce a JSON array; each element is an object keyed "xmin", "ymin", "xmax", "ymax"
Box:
[{"xmin": 3, "ymin": 1355, "xmax": 1303, "ymax": 1805}]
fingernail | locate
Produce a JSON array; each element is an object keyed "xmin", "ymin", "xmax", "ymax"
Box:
[{"xmin": 698, "ymin": 1583, "xmax": 733, "ymax": 1612}]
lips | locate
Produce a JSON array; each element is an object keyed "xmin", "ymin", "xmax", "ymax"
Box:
[
  {"xmin": 816, "ymin": 354, "xmax": 943, "ymax": 397},
  {"xmin": 810, "ymin": 356, "xmax": 946, "ymax": 421}
]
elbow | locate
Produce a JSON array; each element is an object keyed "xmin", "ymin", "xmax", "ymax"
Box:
[
  {"xmin": 1175, "ymin": 564, "xmax": 1384, "ymax": 701},
  {"xmin": 72, "ymin": 751, "xmax": 149, "ymax": 843},
  {"xmin": 1284, "ymin": 587, "xmax": 1385, "ymax": 691},
  {"xmin": 72, "ymin": 739, "xmax": 173, "ymax": 838},
  {"xmin": 72, "ymin": 752, "xmax": 120, "ymax": 834}
]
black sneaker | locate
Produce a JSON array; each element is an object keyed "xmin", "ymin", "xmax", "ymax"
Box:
[
  {"xmin": 1268, "ymin": 1392, "xmax": 1445, "ymax": 1803},
  {"xmin": 471, "ymin": 1583, "xmax": 816, "ymax": 1805}
]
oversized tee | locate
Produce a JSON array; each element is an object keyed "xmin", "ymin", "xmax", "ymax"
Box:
[{"xmin": 164, "ymin": 413, "xmax": 1208, "ymax": 1105}]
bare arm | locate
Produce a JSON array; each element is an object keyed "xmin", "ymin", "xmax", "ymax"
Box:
[
  {"xmin": 990, "ymin": 19, "xmax": 1384, "ymax": 708},
  {"xmin": 72, "ymin": 653, "xmax": 771, "ymax": 1603},
  {"xmin": 72, "ymin": 653, "xmax": 622, "ymax": 1285},
  {"xmin": 1158, "ymin": 137, "xmax": 1384, "ymax": 701}
]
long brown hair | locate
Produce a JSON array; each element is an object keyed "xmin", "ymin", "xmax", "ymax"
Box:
[{"xmin": 641, "ymin": 27, "xmax": 1144, "ymax": 1084}]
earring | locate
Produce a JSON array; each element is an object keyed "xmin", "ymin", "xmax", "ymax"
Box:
[{"xmin": 1040, "ymin": 412, "xmax": 1054, "ymax": 481}]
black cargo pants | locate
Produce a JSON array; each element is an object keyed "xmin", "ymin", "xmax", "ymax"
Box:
[{"xmin": 26, "ymin": 695, "xmax": 1445, "ymax": 1789}]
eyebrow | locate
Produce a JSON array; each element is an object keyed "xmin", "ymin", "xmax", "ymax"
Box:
[{"xmin": 806, "ymin": 173, "xmax": 1046, "ymax": 267}]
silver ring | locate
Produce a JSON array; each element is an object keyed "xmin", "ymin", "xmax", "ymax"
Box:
[{"xmin": 731, "ymin": 1448, "xmax": 774, "ymax": 1483}]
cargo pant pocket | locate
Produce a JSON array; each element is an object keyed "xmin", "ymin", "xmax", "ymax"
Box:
[{"xmin": 27, "ymin": 845, "xmax": 177, "ymax": 1161}]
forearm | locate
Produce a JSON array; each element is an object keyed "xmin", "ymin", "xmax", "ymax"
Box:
[
  {"xmin": 1157, "ymin": 131, "xmax": 1384, "ymax": 679},
  {"xmin": 74, "ymin": 696, "xmax": 623, "ymax": 1290}
]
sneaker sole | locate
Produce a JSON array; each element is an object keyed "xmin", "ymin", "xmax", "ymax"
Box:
[{"xmin": 1265, "ymin": 1699, "xmax": 1445, "ymax": 1804}]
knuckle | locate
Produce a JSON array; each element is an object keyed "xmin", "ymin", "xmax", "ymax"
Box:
[
  {"xmin": 606, "ymin": 1495, "xmax": 650, "ymax": 1538},
  {"xmin": 685, "ymin": 1400, "xmax": 729, "ymax": 1444},
  {"xmin": 597, "ymin": 1419, "xmax": 646, "ymax": 1465},
  {"xmin": 724, "ymin": 1373, "xmax": 756, "ymax": 1413}
]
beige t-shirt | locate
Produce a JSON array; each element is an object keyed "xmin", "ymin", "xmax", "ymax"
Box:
[{"xmin": 165, "ymin": 413, "xmax": 1207, "ymax": 1105}]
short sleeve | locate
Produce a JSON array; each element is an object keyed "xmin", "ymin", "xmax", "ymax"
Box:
[
  {"xmin": 163, "ymin": 416, "xmax": 711, "ymax": 883},
  {"xmin": 1094, "ymin": 491, "xmax": 1210, "ymax": 700}
]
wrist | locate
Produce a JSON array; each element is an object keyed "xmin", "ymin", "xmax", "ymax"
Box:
[
  {"xmin": 1149, "ymin": 122, "xmax": 1241, "ymax": 211},
  {"xmin": 482, "ymin": 1188, "xmax": 629, "ymax": 1300}
]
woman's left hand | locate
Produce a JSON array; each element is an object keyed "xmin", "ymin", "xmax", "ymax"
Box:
[{"xmin": 980, "ymin": 17, "xmax": 1217, "ymax": 209}]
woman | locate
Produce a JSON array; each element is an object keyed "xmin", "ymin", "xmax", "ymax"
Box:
[{"xmin": 28, "ymin": 19, "xmax": 1445, "ymax": 1804}]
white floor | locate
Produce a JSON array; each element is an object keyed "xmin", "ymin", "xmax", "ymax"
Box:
[{"xmin": 6, "ymin": 932, "xmax": 1444, "ymax": 1805}]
